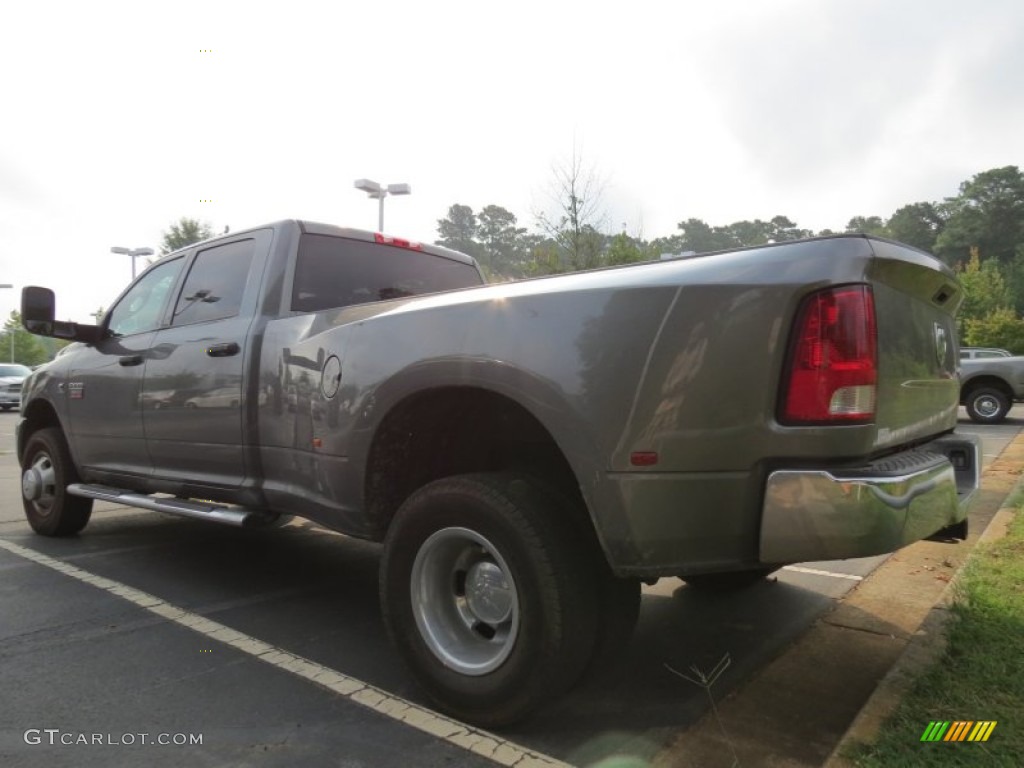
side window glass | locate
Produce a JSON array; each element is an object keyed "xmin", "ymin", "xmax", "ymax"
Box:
[
  {"xmin": 107, "ymin": 258, "xmax": 184, "ymax": 337},
  {"xmin": 173, "ymin": 239, "xmax": 255, "ymax": 325}
]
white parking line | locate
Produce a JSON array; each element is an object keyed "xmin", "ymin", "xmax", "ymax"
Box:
[
  {"xmin": 782, "ymin": 565, "xmax": 864, "ymax": 581},
  {"xmin": 0, "ymin": 537, "xmax": 567, "ymax": 768}
]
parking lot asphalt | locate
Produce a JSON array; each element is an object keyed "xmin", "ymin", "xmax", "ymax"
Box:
[{"xmin": 0, "ymin": 409, "xmax": 1018, "ymax": 767}]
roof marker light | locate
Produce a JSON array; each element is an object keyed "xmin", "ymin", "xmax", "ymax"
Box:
[{"xmin": 374, "ymin": 233, "xmax": 423, "ymax": 251}]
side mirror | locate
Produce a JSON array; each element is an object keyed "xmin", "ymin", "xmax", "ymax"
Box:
[
  {"xmin": 21, "ymin": 287, "xmax": 56, "ymax": 335},
  {"xmin": 21, "ymin": 286, "xmax": 103, "ymax": 344}
]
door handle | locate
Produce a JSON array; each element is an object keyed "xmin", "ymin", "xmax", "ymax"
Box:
[
  {"xmin": 206, "ymin": 342, "xmax": 240, "ymax": 357},
  {"xmin": 118, "ymin": 355, "xmax": 144, "ymax": 366}
]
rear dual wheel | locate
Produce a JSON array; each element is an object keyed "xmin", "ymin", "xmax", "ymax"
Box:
[{"xmin": 380, "ymin": 473, "xmax": 639, "ymax": 726}]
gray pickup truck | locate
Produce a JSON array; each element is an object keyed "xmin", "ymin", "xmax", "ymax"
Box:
[
  {"xmin": 17, "ymin": 221, "xmax": 979, "ymax": 726},
  {"xmin": 960, "ymin": 354, "xmax": 1024, "ymax": 423}
]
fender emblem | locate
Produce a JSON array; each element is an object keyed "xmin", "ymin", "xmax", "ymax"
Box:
[{"xmin": 68, "ymin": 382, "xmax": 85, "ymax": 400}]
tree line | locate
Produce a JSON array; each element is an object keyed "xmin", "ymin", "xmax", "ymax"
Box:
[
  {"xmin": 5, "ymin": 166, "xmax": 1023, "ymax": 365},
  {"xmin": 435, "ymin": 165, "xmax": 1024, "ymax": 351}
]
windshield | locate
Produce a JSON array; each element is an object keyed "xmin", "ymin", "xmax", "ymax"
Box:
[{"xmin": 0, "ymin": 364, "xmax": 31, "ymax": 377}]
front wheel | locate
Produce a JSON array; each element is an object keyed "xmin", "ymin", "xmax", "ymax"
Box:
[
  {"xmin": 21, "ymin": 427, "xmax": 93, "ymax": 536},
  {"xmin": 380, "ymin": 473, "xmax": 598, "ymax": 727},
  {"xmin": 964, "ymin": 387, "xmax": 1011, "ymax": 424}
]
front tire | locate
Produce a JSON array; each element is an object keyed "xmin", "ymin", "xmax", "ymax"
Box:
[
  {"xmin": 21, "ymin": 427, "xmax": 93, "ymax": 536},
  {"xmin": 964, "ymin": 387, "xmax": 1010, "ymax": 424},
  {"xmin": 380, "ymin": 473, "xmax": 598, "ymax": 727}
]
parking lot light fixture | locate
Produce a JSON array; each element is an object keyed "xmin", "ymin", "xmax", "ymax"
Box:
[
  {"xmin": 111, "ymin": 246, "xmax": 154, "ymax": 280},
  {"xmin": 354, "ymin": 178, "xmax": 411, "ymax": 232}
]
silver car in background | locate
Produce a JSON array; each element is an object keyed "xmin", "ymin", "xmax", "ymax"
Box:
[
  {"xmin": 960, "ymin": 347, "xmax": 1012, "ymax": 359},
  {"xmin": 0, "ymin": 363, "xmax": 32, "ymax": 411}
]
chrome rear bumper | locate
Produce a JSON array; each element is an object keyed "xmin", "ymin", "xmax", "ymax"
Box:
[{"xmin": 760, "ymin": 434, "xmax": 980, "ymax": 563}]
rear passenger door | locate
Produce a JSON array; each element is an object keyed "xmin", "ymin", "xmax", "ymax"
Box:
[{"xmin": 141, "ymin": 231, "xmax": 270, "ymax": 488}]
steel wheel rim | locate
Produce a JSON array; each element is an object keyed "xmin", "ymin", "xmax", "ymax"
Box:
[
  {"xmin": 975, "ymin": 395, "xmax": 1001, "ymax": 419},
  {"xmin": 410, "ymin": 526, "xmax": 519, "ymax": 676},
  {"xmin": 23, "ymin": 453, "xmax": 57, "ymax": 516}
]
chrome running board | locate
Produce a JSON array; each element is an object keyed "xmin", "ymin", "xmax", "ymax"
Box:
[{"xmin": 67, "ymin": 483, "xmax": 278, "ymax": 528}]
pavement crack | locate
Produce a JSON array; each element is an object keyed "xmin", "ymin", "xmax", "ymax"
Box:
[{"xmin": 821, "ymin": 616, "xmax": 910, "ymax": 641}]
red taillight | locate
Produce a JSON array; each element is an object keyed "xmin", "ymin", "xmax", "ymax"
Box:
[
  {"xmin": 781, "ymin": 285, "xmax": 877, "ymax": 424},
  {"xmin": 374, "ymin": 233, "xmax": 423, "ymax": 251}
]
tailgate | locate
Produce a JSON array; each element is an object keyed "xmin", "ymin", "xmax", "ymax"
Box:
[{"xmin": 868, "ymin": 239, "xmax": 962, "ymax": 449}]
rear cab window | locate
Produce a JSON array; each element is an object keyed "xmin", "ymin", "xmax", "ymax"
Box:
[{"xmin": 291, "ymin": 234, "xmax": 482, "ymax": 313}]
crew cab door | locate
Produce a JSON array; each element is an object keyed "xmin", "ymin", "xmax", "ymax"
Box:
[
  {"xmin": 141, "ymin": 232, "xmax": 269, "ymax": 488},
  {"xmin": 66, "ymin": 257, "xmax": 186, "ymax": 477}
]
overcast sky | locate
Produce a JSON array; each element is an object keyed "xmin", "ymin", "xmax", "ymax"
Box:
[{"xmin": 2, "ymin": 0, "xmax": 1022, "ymax": 324}]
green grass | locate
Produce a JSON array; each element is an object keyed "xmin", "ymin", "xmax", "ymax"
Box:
[{"xmin": 847, "ymin": 508, "xmax": 1024, "ymax": 767}]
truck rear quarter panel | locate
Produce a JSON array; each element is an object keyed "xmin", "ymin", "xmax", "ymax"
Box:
[{"xmin": 249, "ymin": 235, "xmax": 961, "ymax": 575}]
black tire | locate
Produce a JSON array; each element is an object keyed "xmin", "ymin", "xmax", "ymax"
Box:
[
  {"xmin": 685, "ymin": 567, "xmax": 777, "ymax": 592},
  {"xmin": 1, "ymin": 405, "xmax": 13, "ymax": 412},
  {"xmin": 379, "ymin": 473, "xmax": 599, "ymax": 727},
  {"xmin": 520, "ymin": 479, "xmax": 642, "ymax": 673},
  {"xmin": 964, "ymin": 387, "xmax": 1010, "ymax": 424},
  {"xmin": 21, "ymin": 427, "xmax": 93, "ymax": 537}
]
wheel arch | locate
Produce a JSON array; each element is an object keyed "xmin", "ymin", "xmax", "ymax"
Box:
[
  {"xmin": 17, "ymin": 398, "xmax": 65, "ymax": 463},
  {"xmin": 959, "ymin": 374, "xmax": 1014, "ymax": 404},
  {"xmin": 361, "ymin": 368, "xmax": 605, "ymax": 549}
]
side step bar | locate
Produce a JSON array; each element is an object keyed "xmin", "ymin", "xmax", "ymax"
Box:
[{"xmin": 67, "ymin": 484, "xmax": 279, "ymax": 528}]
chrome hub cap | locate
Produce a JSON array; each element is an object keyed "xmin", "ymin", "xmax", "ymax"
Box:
[
  {"xmin": 410, "ymin": 527, "xmax": 519, "ymax": 676},
  {"xmin": 975, "ymin": 396, "xmax": 1000, "ymax": 419},
  {"xmin": 22, "ymin": 454, "xmax": 56, "ymax": 511},
  {"xmin": 464, "ymin": 561, "xmax": 514, "ymax": 625}
]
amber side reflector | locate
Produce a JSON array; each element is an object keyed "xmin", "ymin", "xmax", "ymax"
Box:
[{"xmin": 630, "ymin": 451, "xmax": 659, "ymax": 467}]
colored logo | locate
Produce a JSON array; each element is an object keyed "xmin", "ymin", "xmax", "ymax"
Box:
[{"xmin": 920, "ymin": 721, "xmax": 997, "ymax": 742}]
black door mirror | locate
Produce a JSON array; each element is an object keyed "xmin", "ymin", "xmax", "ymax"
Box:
[
  {"xmin": 21, "ymin": 287, "xmax": 56, "ymax": 335},
  {"xmin": 21, "ymin": 286, "xmax": 102, "ymax": 343}
]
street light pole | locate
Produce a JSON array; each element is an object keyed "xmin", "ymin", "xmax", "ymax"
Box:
[
  {"xmin": 0, "ymin": 284, "xmax": 12, "ymax": 362},
  {"xmin": 111, "ymin": 246, "xmax": 154, "ymax": 280},
  {"xmin": 353, "ymin": 178, "xmax": 411, "ymax": 232}
]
